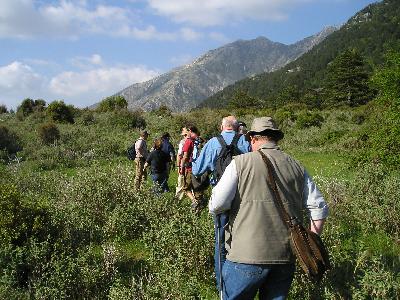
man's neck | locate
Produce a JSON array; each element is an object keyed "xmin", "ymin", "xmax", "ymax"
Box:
[{"xmin": 222, "ymin": 128, "xmax": 234, "ymax": 132}]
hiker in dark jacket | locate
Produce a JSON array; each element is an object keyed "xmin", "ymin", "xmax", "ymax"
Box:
[
  {"xmin": 144, "ymin": 138, "xmax": 171, "ymax": 193},
  {"xmin": 161, "ymin": 132, "xmax": 176, "ymax": 189}
]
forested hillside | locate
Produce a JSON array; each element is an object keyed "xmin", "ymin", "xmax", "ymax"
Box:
[{"xmin": 200, "ymin": 0, "xmax": 400, "ymax": 109}]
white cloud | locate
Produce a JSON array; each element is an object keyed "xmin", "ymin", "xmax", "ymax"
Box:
[
  {"xmin": 48, "ymin": 65, "xmax": 160, "ymax": 106},
  {"xmin": 0, "ymin": 60, "xmax": 160, "ymax": 109},
  {"xmin": 118, "ymin": 25, "xmax": 177, "ymax": 40},
  {"xmin": 0, "ymin": 0, "xmax": 219, "ymax": 41},
  {"xmin": 147, "ymin": 0, "xmax": 312, "ymax": 27},
  {"xmin": 180, "ymin": 28, "xmax": 204, "ymax": 41},
  {"xmin": 0, "ymin": 0, "xmax": 171, "ymax": 40},
  {"xmin": 0, "ymin": 61, "xmax": 46, "ymax": 109},
  {"xmin": 70, "ymin": 54, "xmax": 104, "ymax": 69}
]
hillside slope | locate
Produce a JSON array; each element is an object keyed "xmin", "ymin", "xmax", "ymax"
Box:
[
  {"xmin": 200, "ymin": 0, "xmax": 399, "ymax": 109},
  {"xmin": 110, "ymin": 28, "xmax": 335, "ymax": 112}
]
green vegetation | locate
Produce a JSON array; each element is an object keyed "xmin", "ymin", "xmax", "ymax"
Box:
[
  {"xmin": 1, "ymin": 90, "xmax": 399, "ymax": 298},
  {"xmin": 46, "ymin": 100, "xmax": 75, "ymax": 124},
  {"xmin": 0, "ymin": 2, "xmax": 399, "ymax": 296},
  {"xmin": 324, "ymin": 48, "xmax": 375, "ymax": 107},
  {"xmin": 97, "ymin": 96, "xmax": 128, "ymax": 112}
]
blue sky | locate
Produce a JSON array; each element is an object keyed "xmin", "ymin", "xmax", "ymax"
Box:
[{"xmin": 0, "ymin": 0, "xmax": 378, "ymax": 110}]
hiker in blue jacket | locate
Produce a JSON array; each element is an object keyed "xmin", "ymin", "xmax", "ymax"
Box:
[{"xmin": 192, "ymin": 115, "xmax": 251, "ymax": 293}]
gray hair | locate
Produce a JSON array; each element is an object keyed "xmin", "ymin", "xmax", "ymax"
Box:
[{"xmin": 222, "ymin": 116, "xmax": 238, "ymax": 129}]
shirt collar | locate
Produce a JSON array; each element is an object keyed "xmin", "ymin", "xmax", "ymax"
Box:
[{"xmin": 259, "ymin": 141, "xmax": 279, "ymax": 150}]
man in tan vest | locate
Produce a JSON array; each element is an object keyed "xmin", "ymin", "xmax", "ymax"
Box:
[
  {"xmin": 134, "ymin": 130, "xmax": 149, "ymax": 190},
  {"xmin": 209, "ymin": 117, "xmax": 328, "ymax": 300}
]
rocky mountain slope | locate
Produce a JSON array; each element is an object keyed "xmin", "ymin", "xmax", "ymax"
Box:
[
  {"xmin": 200, "ymin": 0, "xmax": 400, "ymax": 109},
  {"xmin": 112, "ymin": 27, "xmax": 336, "ymax": 112}
]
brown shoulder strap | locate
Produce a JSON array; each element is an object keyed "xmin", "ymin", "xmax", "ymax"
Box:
[{"xmin": 258, "ymin": 149, "xmax": 294, "ymax": 228}]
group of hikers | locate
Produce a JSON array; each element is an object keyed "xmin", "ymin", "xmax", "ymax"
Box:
[{"xmin": 131, "ymin": 115, "xmax": 329, "ymax": 300}]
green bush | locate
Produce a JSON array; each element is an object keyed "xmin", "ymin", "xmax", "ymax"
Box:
[
  {"xmin": 16, "ymin": 98, "xmax": 35, "ymax": 118},
  {"xmin": 274, "ymin": 107, "xmax": 296, "ymax": 129},
  {"xmin": 358, "ymin": 49, "xmax": 400, "ymax": 169},
  {"xmin": 110, "ymin": 110, "xmax": 146, "ymax": 130},
  {"xmin": 296, "ymin": 111, "xmax": 324, "ymax": 128},
  {"xmin": 0, "ymin": 105, "xmax": 7, "ymax": 114},
  {"xmin": 38, "ymin": 123, "xmax": 60, "ymax": 145},
  {"xmin": 97, "ymin": 96, "xmax": 128, "ymax": 112},
  {"xmin": 79, "ymin": 110, "xmax": 95, "ymax": 125},
  {"xmin": 150, "ymin": 104, "xmax": 173, "ymax": 117},
  {"xmin": 0, "ymin": 126, "xmax": 22, "ymax": 158},
  {"xmin": 0, "ymin": 184, "xmax": 51, "ymax": 246},
  {"xmin": 46, "ymin": 101, "xmax": 74, "ymax": 124}
]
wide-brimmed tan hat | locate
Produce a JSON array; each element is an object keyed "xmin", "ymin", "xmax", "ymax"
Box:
[{"xmin": 247, "ymin": 117, "xmax": 284, "ymax": 140}]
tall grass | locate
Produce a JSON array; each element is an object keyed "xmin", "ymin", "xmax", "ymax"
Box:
[{"xmin": 0, "ymin": 106, "xmax": 399, "ymax": 299}]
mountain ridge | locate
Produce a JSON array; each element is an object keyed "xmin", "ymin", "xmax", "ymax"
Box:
[
  {"xmin": 200, "ymin": 0, "xmax": 400, "ymax": 109},
  {"xmin": 105, "ymin": 27, "xmax": 336, "ymax": 112}
]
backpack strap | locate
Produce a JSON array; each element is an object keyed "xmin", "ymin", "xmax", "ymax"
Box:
[
  {"xmin": 216, "ymin": 135, "xmax": 227, "ymax": 147},
  {"xmin": 216, "ymin": 133, "xmax": 240, "ymax": 147},
  {"xmin": 231, "ymin": 133, "xmax": 240, "ymax": 148}
]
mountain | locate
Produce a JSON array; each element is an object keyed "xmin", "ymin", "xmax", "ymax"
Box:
[
  {"xmin": 200, "ymin": 0, "xmax": 400, "ymax": 109},
  {"xmin": 110, "ymin": 27, "xmax": 336, "ymax": 112}
]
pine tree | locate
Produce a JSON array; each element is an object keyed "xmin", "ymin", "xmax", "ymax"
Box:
[{"xmin": 324, "ymin": 49, "xmax": 374, "ymax": 107}]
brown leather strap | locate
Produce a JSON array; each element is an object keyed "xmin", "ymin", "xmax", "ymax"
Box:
[{"xmin": 258, "ymin": 149, "xmax": 294, "ymax": 228}]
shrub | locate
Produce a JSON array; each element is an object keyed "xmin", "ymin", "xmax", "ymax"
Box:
[
  {"xmin": 38, "ymin": 123, "xmax": 60, "ymax": 145},
  {"xmin": 150, "ymin": 105, "xmax": 173, "ymax": 117},
  {"xmin": 80, "ymin": 110, "xmax": 95, "ymax": 126},
  {"xmin": 0, "ymin": 126, "xmax": 22, "ymax": 158},
  {"xmin": 274, "ymin": 107, "xmax": 296, "ymax": 129},
  {"xmin": 97, "ymin": 96, "xmax": 128, "ymax": 112},
  {"xmin": 46, "ymin": 101, "xmax": 74, "ymax": 124},
  {"xmin": 0, "ymin": 105, "xmax": 7, "ymax": 114},
  {"xmin": 351, "ymin": 112, "xmax": 366, "ymax": 125},
  {"xmin": 0, "ymin": 184, "xmax": 51, "ymax": 246},
  {"xmin": 111, "ymin": 110, "xmax": 146, "ymax": 130},
  {"xmin": 33, "ymin": 99, "xmax": 46, "ymax": 112},
  {"xmin": 16, "ymin": 99, "xmax": 46, "ymax": 119},
  {"xmin": 358, "ymin": 49, "xmax": 400, "ymax": 169},
  {"xmin": 16, "ymin": 98, "xmax": 35, "ymax": 118},
  {"xmin": 296, "ymin": 111, "xmax": 324, "ymax": 128}
]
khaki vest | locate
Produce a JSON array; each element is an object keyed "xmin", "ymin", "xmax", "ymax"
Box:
[{"xmin": 226, "ymin": 142, "xmax": 305, "ymax": 264}]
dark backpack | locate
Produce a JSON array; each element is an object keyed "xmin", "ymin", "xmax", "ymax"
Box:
[
  {"xmin": 127, "ymin": 142, "xmax": 137, "ymax": 160},
  {"xmin": 214, "ymin": 134, "xmax": 241, "ymax": 182}
]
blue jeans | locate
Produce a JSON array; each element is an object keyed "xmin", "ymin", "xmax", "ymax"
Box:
[
  {"xmin": 151, "ymin": 172, "xmax": 169, "ymax": 193},
  {"xmin": 222, "ymin": 260, "xmax": 295, "ymax": 300},
  {"xmin": 214, "ymin": 213, "xmax": 229, "ymax": 291}
]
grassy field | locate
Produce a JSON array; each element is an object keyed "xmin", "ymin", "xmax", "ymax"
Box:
[{"xmin": 0, "ymin": 105, "xmax": 399, "ymax": 299}]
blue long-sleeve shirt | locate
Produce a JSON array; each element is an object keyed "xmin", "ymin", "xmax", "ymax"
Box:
[{"xmin": 192, "ymin": 130, "xmax": 251, "ymax": 185}]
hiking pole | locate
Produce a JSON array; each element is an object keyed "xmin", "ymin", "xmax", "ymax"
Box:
[{"xmin": 216, "ymin": 214, "xmax": 223, "ymax": 300}]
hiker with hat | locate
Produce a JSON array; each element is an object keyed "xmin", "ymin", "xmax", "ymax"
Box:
[
  {"xmin": 237, "ymin": 121, "xmax": 247, "ymax": 135},
  {"xmin": 176, "ymin": 126, "xmax": 188, "ymax": 200},
  {"xmin": 192, "ymin": 115, "xmax": 251, "ymax": 292},
  {"xmin": 134, "ymin": 130, "xmax": 149, "ymax": 190},
  {"xmin": 209, "ymin": 116, "xmax": 328, "ymax": 299}
]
